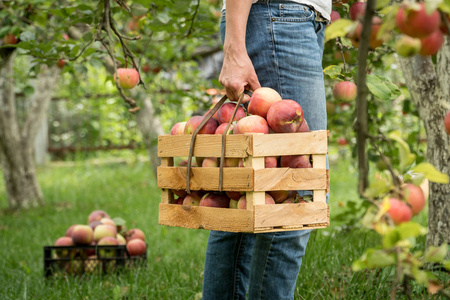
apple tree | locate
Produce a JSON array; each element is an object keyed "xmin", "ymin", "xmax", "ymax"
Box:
[{"xmin": 325, "ymin": 0, "xmax": 450, "ymax": 297}]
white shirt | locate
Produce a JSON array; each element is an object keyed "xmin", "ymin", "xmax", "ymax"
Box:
[{"xmin": 222, "ymin": 0, "xmax": 331, "ymax": 21}]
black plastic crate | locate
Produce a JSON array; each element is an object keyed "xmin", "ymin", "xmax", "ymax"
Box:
[{"xmin": 43, "ymin": 244, "xmax": 147, "ymax": 277}]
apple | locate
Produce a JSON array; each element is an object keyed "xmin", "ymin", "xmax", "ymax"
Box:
[
  {"xmin": 183, "ymin": 191, "xmax": 204, "ymax": 206},
  {"xmin": 297, "ymin": 119, "xmax": 310, "ymax": 132},
  {"xmin": 89, "ymin": 220, "xmax": 103, "ymax": 231},
  {"xmin": 88, "ymin": 210, "xmax": 110, "ymax": 224},
  {"xmin": 233, "ymin": 115, "xmax": 270, "ymax": 134},
  {"xmin": 125, "ymin": 228, "xmax": 146, "ymax": 242},
  {"xmin": 57, "ymin": 59, "xmax": 66, "ymax": 69},
  {"xmin": 3, "ymin": 34, "xmax": 18, "ymax": 45},
  {"xmin": 170, "ymin": 122, "xmax": 187, "ymax": 135},
  {"xmin": 100, "ymin": 217, "xmax": 116, "ymax": 227},
  {"xmin": 280, "ymin": 155, "xmax": 312, "ymax": 168},
  {"xmin": 265, "ymin": 156, "xmax": 278, "ymax": 168},
  {"xmin": 71, "ymin": 225, "xmax": 94, "ymax": 245},
  {"xmin": 176, "ymin": 197, "xmax": 185, "ymax": 205},
  {"xmin": 348, "ymin": 17, "xmax": 383, "ymax": 49},
  {"xmin": 202, "ymin": 157, "xmax": 219, "ymax": 168},
  {"xmin": 396, "ymin": 3, "xmax": 441, "ymax": 38},
  {"xmin": 445, "ymin": 111, "xmax": 450, "ymax": 134},
  {"xmin": 237, "ymin": 193, "xmax": 275, "ymax": 209},
  {"xmin": 142, "ymin": 64, "xmax": 151, "ymax": 73},
  {"xmin": 223, "ymin": 157, "xmax": 240, "ymax": 167},
  {"xmin": 126, "ymin": 239, "xmax": 147, "ymax": 256},
  {"xmin": 349, "ymin": 1, "xmax": 366, "ymax": 21},
  {"xmin": 54, "ymin": 236, "xmax": 74, "ymax": 258},
  {"xmin": 114, "ymin": 68, "xmax": 140, "ymax": 89},
  {"xmin": 337, "ymin": 137, "xmax": 348, "ymax": 146},
  {"xmin": 215, "ymin": 122, "xmax": 235, "ymax": 135},
  {"xmin": 247, "ymin": 87, "xmax": 282, "ymax": 119},
  {"xmin": 65, "ymin": 224, "xmax": 79, "ymax": 237},
  {"xmin": 333, "ymin": 81, "xmax": 357, "ymax": 102},
  {"xmin": 217, "ymin": 103, "xmax": 246, "ymax": 124},
  {"xmin": 330, "ymin": 11, "xmax": 340, "ymax": 23},
  {"xmin": 199, "ymin": 193, "xmax": 231, "ymax": 208},
  {"xmin": 266, "ymin": 100, "xmax": 304, "ymax": 133},
  {"xmin": 387, "ymin": 198, "xmax": 412, "ymax": 225},
  {"xmin": 97, "ymin": 236, "xmax": 119, "ymax": 258},
  {"xmin": 403, "ymin": 183, "xmax": 426, "ymax": 216},
  {"xmin": 226, "ymin": 191, "xmax": 244, "ymax": 200},
  {"xmin": 395, "ymin": 35, "xmax": 421, "ymax": 57},
  {"xmin": 229, "ymin": 199, "xmax": 239, "ymax": 209},
  {"xmin": 173, "ymin": 189, "xmax": 188, "ymax": 198},
  {"xmin": 93, "ymin": 224, "xmax": 117, "ymax": 242},
  {"xmin": 419, "ymin": 30, "xmax": 444, "ymax": 56},
  {"xmin": 268, "ymin": 190, "xmax": 290, "ymax": 203},
  {"xmin": 184, "ymin": 116, "xmax": 219, "ymax": 134}
]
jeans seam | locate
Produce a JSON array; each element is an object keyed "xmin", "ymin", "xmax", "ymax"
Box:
[
  {"xmin": 256, "ymin": 233, "xmax": 276, "ymax": 299},
  {"xmin": 266, "ymin": 3, "xmax": 282, "ymax": 97},
  {"xmin": 232, "ymin": 233, "xmax": 245, "ymax": 300}
]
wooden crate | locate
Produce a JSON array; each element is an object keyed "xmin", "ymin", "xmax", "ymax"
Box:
[{"xmin": 157, "ymin": 130, "xmax": 329, "ymax": 233}]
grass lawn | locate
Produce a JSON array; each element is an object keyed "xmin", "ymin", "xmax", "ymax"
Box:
[{"xmin": 0, "ymin": 151, "xmax": 444, "ymax": 299}]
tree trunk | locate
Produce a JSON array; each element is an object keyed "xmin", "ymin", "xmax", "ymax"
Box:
[
  {"xmin": 398, "ymin": 37, "xmax": 450, "ymax": 247},
  {"xmin": 135, "ymin": 97, "xmax": 164, "ymax": 177},
  {"xmin": 0, "ymin": 53, "xmax": 61, "ymax": 210}
]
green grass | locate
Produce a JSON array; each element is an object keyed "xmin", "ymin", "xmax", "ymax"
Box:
[{"xmin": 0, "ymin": 152, "xmax": 444, "ymax": 299}]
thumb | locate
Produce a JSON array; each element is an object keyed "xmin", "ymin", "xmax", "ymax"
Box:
[{"xmin": 247, "ymin": 74, "xmax": 261, "ymax": 93}]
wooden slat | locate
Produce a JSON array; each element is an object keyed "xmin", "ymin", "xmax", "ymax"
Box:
[
  {"xmin": 254, "ymin": 168, "xmax": 328, "ymax": 191},
  {"xmin": 158, "ymin": 166, "xmax": 253, "ymax": 191},
  {"xmin": 253, "ymin": 202, "xmax": 328, "ymax": 229},
  {"xmin": 251, "ymin": 130, "xmax": 328, "ymax": 157},
  {"xmin": 245, "ymin": 156, "xmax": 266, "ymax": 209},
  {"xmin": 311, "ymin": 154, "xmax": 327, "ymax": 202},
  {"xmin": 158, "ymin": 134, "xmax": 252, "ymax": 158},
  {"xmin": 158, "ymin": 203, "xmax": 254, "ymax": 232}
]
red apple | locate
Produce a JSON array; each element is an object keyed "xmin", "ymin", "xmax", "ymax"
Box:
[
  {"xmin": 176, "ymin": 197, "xmax": 185, "ymax": 205},
  {"xmin": 403, "ymin": 183, "xmax": 426, "ymax": 216},
  {"xmin": 71, "ymin": 225, "xmax": 94, "ymax": 245},
  {"xmin": 217, "ymin": 103, "xmax": 246, "ymax": 124},
  {"xmin": 265, "ymin": 156, "xmax": 278, "ymax": 168},
  {"xmin": 268, "ymin": 190, "xmax": 290, "ymax": 203},
  {"xmin": 88, "ymin": 220, "xmax": 102, "ymax": 231},
  {"xmin": 173, "ymin": 189, "xmax": 188, "ymax": 198},
  {"xmin": 266, "ymin": 100, "xmax": 304, "ymax": 133},
  {"xmin": 387, "ymin": 198, "xmax": 412, "ymax": 225},
  {"xmin": 248, "ymin": 87, "xmax": 282, "ymax": 119},
  {"xmin": 65, "ymin": 224, "xmax": 79, "ymax": 237},
  {"xmin": 396, "ymin": 3, "xmax": 441, "ymax": 38},
  {"xmin": 57, "ymin": 59, "xmax": 66, "ymax": 69},
  {"xmin": 142, "ymin": 64, "xmax": 151, "ymax": 73},
  {"xmin": 125, "ymin": 228, "xmax": 146, "ymax": 242},
  {"xmin": 170, "ymin": 122, "xmax": 187, "ymax": 135},
  {"xmin": 333, "ymin": 81, "xmax": 357, "ymax": 102},
  {"xmin": 349, "ymin": 1, "xmax": 366, "ymax": 21},
  {"xmin": 215, "ymin": 122, "xmax": 235, "ymax": 135},
  {"xmin": 88, "ymin": 210, "xmax": 110, "ymax": 224},
  {"xmin": 445, "ymin": 111, "xmax": 450, "ymax": 134},
  {"xmin": 223, "ymin": 157, "xmax": 240, "ymax": 167},
  {"xmin": 419, "ymin": 30, "xmax": 444, "ymax": 56},
  {"xmin": 3, "ymin": 34, "xmax": 18, "ymax": 45},
  {"xmin": 184, "ymin": 116, "xmax": 219, "ymax": 134},
  {"xmin": 54, "ymin": 236, "xmax": 75, "ymax": 258},
  {"xmin": 199, "ymin": 193, "xmax": 231, "ymax": 208},
  {"xmin": 233, "ymin": 115, "xmax": 270, "ymax": 134},
  {"xmin": 330, "ymin": 11, "xmax": 340, "ymax": 22},
  {"xmin": 183, "ymin": 191, "xmax": 204, "ymax": 206},
  {"xmin": 297, "ymin": 119, "xmax": 310, "ymax": 132},
  {"xmin": 100, "ymin": 218, "xmax": 116, "ymax": 227},
  {"xmin": 127, "ymin": 239, "xmax": 147, "ymax": 256},
  {"xmin": 97, "ymin": 236, "xmax": 119, "ymax": 246},
  {"xmin": 395, "ymin": 35, "xmax": 422, "ymax": 57},
  {"xmin": 337, "ymin": 137, "xmax": 348, "ymax": 146},
  {"xmin": 280, "ymin": 155, "xmax": 312, "ymax": 168},
  {"xmin": 226, "ymin": 191, "xmax": 244, "ymax": 200},
  {"xmin": 114, "ymin": 68, "xmax": 140, "ymax": 89}
]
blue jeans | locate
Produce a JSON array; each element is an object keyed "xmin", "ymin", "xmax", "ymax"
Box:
[{"xmin": 202, "ymin": 2, "xmax": 327, "ymax": 299}]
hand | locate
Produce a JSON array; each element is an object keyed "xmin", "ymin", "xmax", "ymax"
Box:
[{"xmin": 219, "ymin": 45, "xmax": 261, "ymax": 101}]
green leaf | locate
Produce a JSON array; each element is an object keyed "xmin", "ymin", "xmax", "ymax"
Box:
[
  {"xmin": 323, "ymin": 65, "xmax": 342, "ymax": 79},
  {"xmin": 412, "ymin": 163, "xmax": 449, "ymax": 184},
  {"xmin": 439, "ymin": 0, "xmax": 450, "ymax": 13},
  {"xmin": 366, "ymin": 75, "xmax": 401, "ymax": 101},
  {"xmin": 443, "ymin": 260, "xmax": 450, "ymax": 270},
  {"xmin": 112, "ymin": 217, "xmax": 126, "ymax": 227},
  {"xmin": 353, "ymin": 249, "xmax": 396, "ymax": 271},
  {"xmin": 365, "ymin": 177, "xmax": 393, "ymax": 198},
  {"xmin": 376, "ymin": 0, "xmax": 390, "ymax": 10},
  {"xmin": 324, "ymin": 19, "xmax": 354, "ymax": 43},
  {"xmin": 424, "ymin": 244, "xmax": 448, "ymax": 263},
  {"xmin": 382, "ymin": 222, "xmax": 426, "ymax": 248},
  {"xmin": 19, "ymin": 31, "xmax": 36, "ymax": 42},
  {"xmin": 388, "ymin": 131, "xmax": 416, "ymax": 171}
]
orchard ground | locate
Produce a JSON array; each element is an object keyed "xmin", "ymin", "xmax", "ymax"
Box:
[{"xmin": 0, "ymin": 147, "xmax": 448, "ymax": 300}]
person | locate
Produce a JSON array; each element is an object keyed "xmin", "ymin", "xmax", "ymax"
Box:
[{"xmin": 202, "ymin": 0, "xmax": 331, "ymax": 299}]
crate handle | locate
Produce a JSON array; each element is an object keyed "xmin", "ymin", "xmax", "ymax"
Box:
[{"xmin": 186, "ymin": 91, "xmax": 248, "ymax": 193}]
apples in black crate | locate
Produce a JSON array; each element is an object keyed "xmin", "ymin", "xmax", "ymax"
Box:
[{"xmin": 44, "ymin": 210, "xmax": 147, "ymax": 277}]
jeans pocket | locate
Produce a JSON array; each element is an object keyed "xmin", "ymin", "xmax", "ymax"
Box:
[{"xmin": 274, "ymin": 3, "xmax": 315, "ymax": 22}]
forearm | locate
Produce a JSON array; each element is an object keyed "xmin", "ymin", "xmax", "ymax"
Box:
[{"xmin": 223, "ymin": 0, "xmax": 253, "ymax": 52}]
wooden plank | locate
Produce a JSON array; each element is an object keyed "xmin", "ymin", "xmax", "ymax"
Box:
[
  {"xmin": 252, "ymin": 130, "xmax": 328, "ymax": 157},
  {"xmin": 245, "ymin": 156, "xmax": 265, "ymax": 209},
  {"xmin": 158, "ymin": 134, "xmax": 252, "ymax": 158},
  {"xmin": 253, "ymin": 202, "xmax": 328, "ymax": 229},
  {"xmin": 158, "ymin": 203, "xmax": 254, "ymax": 232},
  {"xmin": 254, "ymin": 168, "xmax": 328, "ymax": 191},
  {"xmin": 253, "ymin": 224, "xmax": 328, "ymax": 233},
  {"xmin": 157, "ymin": 166, "xmax": 253, "ymax": 191}
]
